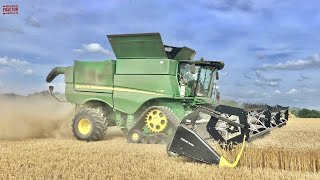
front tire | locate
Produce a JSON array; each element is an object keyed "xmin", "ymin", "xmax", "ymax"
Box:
[{"xmin": 72, "ymin": 108, "xmax": 107, "ymax": 141}]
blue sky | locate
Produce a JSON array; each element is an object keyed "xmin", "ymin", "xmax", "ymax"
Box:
[{"xmin": 0, "ymin": 0, "xmax": 319, "ymax": 109}]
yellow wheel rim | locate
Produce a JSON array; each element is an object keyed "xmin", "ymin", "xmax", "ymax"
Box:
[
  {"xmin": 145, "ymin": 109, "xmax": 168, "ymax": 133},
  {"xmin": 78, "ymin": 118, "xmax": 92, "ymax": 135},
  {"xmin": 132, "ymin": 132, "xmax": 139, "ymax": 141}
]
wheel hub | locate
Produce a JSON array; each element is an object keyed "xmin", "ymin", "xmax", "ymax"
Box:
[
  {"xmin": 145, "ymin": 109, "xmax": 168, "ymax": 133},
  {"xmin": 132, "ymin": 132, "xmax": 140, "ymax": 141},
  {"xmin": 78, "ymin": 118, "xmax": 92, "ymax": 135}
]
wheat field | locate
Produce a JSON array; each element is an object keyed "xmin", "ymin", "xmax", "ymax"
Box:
[{"xmin": 0, "ymin": 95, "xmax": 319, "ymax": 179}]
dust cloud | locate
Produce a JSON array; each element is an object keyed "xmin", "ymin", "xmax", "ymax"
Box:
[{"xmin": 0, "ymin": 94, "xmax": 74, "ymax": 140}]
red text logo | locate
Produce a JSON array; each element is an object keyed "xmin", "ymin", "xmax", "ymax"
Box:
[{"xmin": 3, "ymin": 5, "xmax": 19, "ymax": 15}]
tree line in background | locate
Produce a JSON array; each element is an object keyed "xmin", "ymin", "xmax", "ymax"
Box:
[{"xmin": 291, "ymin": 109, "xmax": 320, "ymax": 118}]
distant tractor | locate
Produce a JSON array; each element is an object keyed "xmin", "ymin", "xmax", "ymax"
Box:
[{"xmin": 46, "ymin": 33, "xmax": 224, "ymax": 143}]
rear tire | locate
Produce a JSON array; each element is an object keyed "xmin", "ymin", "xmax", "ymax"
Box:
[{"xmin": 72, "ymin": 108, "xmax": 107, "ymax": 141}]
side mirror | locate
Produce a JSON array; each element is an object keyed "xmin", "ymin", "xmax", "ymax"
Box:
[
  {"xmin": 190, "ymin": 63, "xmax": 196, "ymax": 74},
  {"xmin": 216, "ymin": 71, "xmax": 219, "ymax": 80},
  {"xmin": 49, "ymin": 86, "xmax": 54, "ymax": 93}
]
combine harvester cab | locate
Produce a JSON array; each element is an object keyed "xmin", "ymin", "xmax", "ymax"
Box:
[{"xmin": 167, "ymin": 104, "xmax": 289, "ymax": 166}]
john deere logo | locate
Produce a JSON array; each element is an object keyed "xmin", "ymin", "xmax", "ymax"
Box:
[{"xmin": 181, "ymin": 138, "xmax": 194, "ymax": 147}]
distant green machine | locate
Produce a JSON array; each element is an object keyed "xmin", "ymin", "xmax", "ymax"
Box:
[{"xmin": 46, "ymin": 33, "xmax": 224, "ymax": 143}]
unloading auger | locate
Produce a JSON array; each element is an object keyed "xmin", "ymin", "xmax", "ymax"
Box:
[{"xmin": 167, "ymin": 104, "xmax": 289, "ymax": 167}]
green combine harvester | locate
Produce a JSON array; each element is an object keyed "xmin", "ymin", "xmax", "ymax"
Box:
[{"xmin": 47, "ymin": 33, "xmax": 288, "ymax": 167}]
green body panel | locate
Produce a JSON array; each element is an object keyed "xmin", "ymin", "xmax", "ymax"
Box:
[
  {"xmin": 169, "ymin": 75, "xmax": 180, "ymax": 96},
  {"xmin": 65, "ymin": 84, "xmax": 114, "ymax": 107},
  {"xmin": 114, "ymin": 75, "xmax": 176, "ymax": 96},
  {"xmin": 112, "ymin": 70, "xmax": 182, "ymax": 113},
  {"xmin": 64, "ymin": 60, "xmax": 114, "ymax": 107},
  {"xmin": 62, "ymin": 59, "xmax": 184, "ymax": 116},
  {"xmin": 107, "ymin": 33, "xmax": 167, "ymax": 59},
  {"xmin": 74, "ymin": 60, "xmax": 116, "ymax": 93},
  {"xmin": 116, "ymin": 59, "xmax": 177, "ymax": 75},
  {"xmin": 153, "ymin": 99, "xmax": 190, "ymax": 120},
  {"xmin": 113, "ymin": 90, "xmax": 171, "ymax": 114},
  {"xmin": 173, "ymin": 46, "xmax": 196, "ymax": 60},
  {"xmin": 63, "ymin": 67, "xmax": 73, "ymax": 83}
]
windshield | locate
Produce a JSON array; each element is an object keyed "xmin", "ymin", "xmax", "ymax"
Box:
[
  {"xmin": 196, "ymin": 67, "xmax": 215, "ymax": 96},
  {"xmin": 178, "ymin": 63, "xmax": 216, "ymax": 98}
]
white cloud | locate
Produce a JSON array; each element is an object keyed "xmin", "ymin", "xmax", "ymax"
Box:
[
  {"xmin": 301, "ymin": 87, "xmax": 317, "ymax": 94},
  {"xmin": 258, "ymin": 54, "xmax": 320, "ymax": 71},
  {"xmin": 254, "ymin": 70, "xmax": 281, "ymax": 87},
  {"xmin": 286, "ymin": 88, "xmax": 298, "ymax": 94},
  {"xmin": 297, "ymin": 74, "xmax": 309, "ymax": 82},
  {"xmin": 199, "ymin": 0, "xmax": 253, "ymax": 12},
  {"xmin": 0, "ymin": 27, "xmax": 24, "ymax": 34},
  {"xmin": 0, "ymin": 67, "xmax": 10, "ymax": 74},
  {"xmin": 268, "ymin": 81, "xmax": 278, "ymax": 86},
  {"xmin": 255, "ymin": 79, "xmax": 263, "ymax": 86},
  {"xmin": 274, "ymin": 89, "xmax": 281, "ymax": 94},
  {"xmin": 0, "ymin": 56, "xmax": 30, "ymax": 67},
  {"xmin": 25, "ymin": 16, "xmax": 41, "ymax": 28},
  {"xmin": 248, "ymin": 90, "xmax": 255, "ymax": 94},
  {"xmin": 221, "ymin": 71, "xmax": 229, "ymax": 77},
  {"xmin": 73, "ymin": 49, "xmax": 82, "ymax": 53},
  {"xmin": 0, "ymin": 56, "xmax": 33, "ymax": 75},
  {"xmin": 243, "ymin": 72, "xmax": 253, "ymax": 79},
  {"xmin": 73, "ymin": 43, "xmax": 110, "ymax": 55},
  {"xmin": 24, "ymin": 69, "xmax": 34, "ymax": 75},
  {"xmin": 255, "ymin": 70, "xmax": 282, "ymax": 82}
]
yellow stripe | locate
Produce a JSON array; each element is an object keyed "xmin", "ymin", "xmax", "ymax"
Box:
[
  {"xmin": 113, "ymin": 87, "xmax": 163, "ymax": 96},
  {"xmin": 75, "ymin": 84, "xmax": 164, "ymax": 96},
  {"xmin": 75, "ymin": 84, "xmax": 113, "ymax": 90}
]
